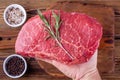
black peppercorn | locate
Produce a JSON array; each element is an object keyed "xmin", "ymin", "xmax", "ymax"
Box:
[{"xmin": 6, "ymin": 56, "xmax": 25, "ymax": 76}]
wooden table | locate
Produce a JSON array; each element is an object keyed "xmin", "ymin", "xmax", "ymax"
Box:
[{"xmin": 0, "ymin": 0, "xmax": 120, "ymax": 80}]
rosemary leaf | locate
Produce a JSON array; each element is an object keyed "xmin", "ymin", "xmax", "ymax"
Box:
[
  {"xmin": 52, "ymin": 11, "xmax": 60, "ymax": 40},
  {"xmin": 37, "ymin": 9, "xmax": 49, "ymax": 27},
  {"xmin": 37, "ymin": 9, "xmax": 74, "ymax": 60},
  {"xmin": 37, "ymin": 9, "xmax": 55, "ymax": 38}
]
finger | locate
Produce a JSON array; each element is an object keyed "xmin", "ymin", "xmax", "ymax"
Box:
[
  {"xmin": 51, "ymin": 60, "xmax": 72, "ymax": 75},
  {"xmin": 78, "ymin": 49, "xmax": 98, "ymax": 67},
  {"xmin": 89, "ymin": 49, "xmax": 98, "ymax": 63},
  {"xmin": 39, "ymin": 58, "xmax": 71, "ymax": 74},
  {"xmin": 38, "ymin": 58, "xmax": 65, "ymax": 68},
  {"xmin": 85, "ymin": 49, "xmax": 98, "ymax": 66},
  {"xmin": 40, "ymin": 58, "xmax": 68, "ymax": 69},
  {"xmin": 38, "ymin": 58, "xmax": 52, "ymax": 64},
  {"xmin": 52, "ymin": 60, "xmax": 66, "ymax": 68}
]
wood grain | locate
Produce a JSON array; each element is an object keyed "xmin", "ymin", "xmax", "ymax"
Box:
[
  {"xmin": 115, "ymin": 16, "xmax": 120, "ymax": 37},
  {"xmin": 0, "ymin": 0, "xmax": 120, "ymax": 80}
]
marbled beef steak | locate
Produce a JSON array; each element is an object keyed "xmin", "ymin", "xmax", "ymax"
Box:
[{"xmin": 15, "ymin": 10, "xmax": 102, "ymax": 65}]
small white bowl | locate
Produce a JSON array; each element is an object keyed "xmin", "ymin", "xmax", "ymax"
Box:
[
  {"xmin": 3, "ymin": 4, "xmax": 27, "ymax": 27},
  {"xmin": 3, "ymin": 54, "xmax": 27, "ymax": 78}
]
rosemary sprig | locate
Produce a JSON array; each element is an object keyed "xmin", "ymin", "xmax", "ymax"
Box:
[
  {"xmin": 37, "ymin": 9, "xmax": 74, "ymax": 60},
  {"xmin": 52, "ymin": 10, "xmax": 61, "ymax": 40}
]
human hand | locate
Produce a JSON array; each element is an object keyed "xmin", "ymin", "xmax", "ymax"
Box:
[{"xmin": 40, "ymin": 50, "xmax": 101, "ymax": 80}]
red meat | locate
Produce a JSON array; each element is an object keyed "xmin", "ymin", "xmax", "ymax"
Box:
[{"xmin": 15, "ymin": 10, "xmax": 102, "ymax": 65}]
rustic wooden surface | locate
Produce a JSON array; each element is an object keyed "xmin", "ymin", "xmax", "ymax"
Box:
[{"xmin": 0, "ymin": 0, "xmax": 120, "ymax": 80}]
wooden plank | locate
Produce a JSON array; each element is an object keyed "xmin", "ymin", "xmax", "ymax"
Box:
[
  {"xmin": 0, "ymin": 0, "xmax": 120, "ymax": 80},
  {"xmin": 0, "ymin": 0, "xmax": 120, "ymax": 13},
  {"xmin": 102, "ymin": 73, "xmax": 120, "ymax": 80},
  {"xmin": 99, "ymin": 36, "xmax": 114, "ymax": 49},
  {"xmin": 57, "ymin": 0, "xmax": 120, "ymax": 14},
  {"xmin": 0, "ymin": 77, "xmax": 70, "ymax": 80},
  {"xmin": 37, "ymin": 1, "xmax": 115, "ymax": 77},
  {"xmin": 114, "ymin": 39, "xmax": 120, "ymax": 74},
  {"xmin": 115, "ymin": 40, "xmax": 120, "ymax": 57},
  {"xmin": 0, "ymin": 27, "xmax": 20, "ymax": 49},
  {"xmin": 115, "ymin": 57, "xmax": 120, "ymax": 74},
  {"xmin": 0, "ymin": 0, "xmax": 57, "ymax": 9},
  {"xmin": 98, "ymin": 48, "xmax": 114, "ymax": 73},
  {"xmin": 115, "ymin": 17, "xmax": 120, "ymax": 38},
  {"xmin": 76, "ymin": 1, "xmax": 120, "ymax": 14}
]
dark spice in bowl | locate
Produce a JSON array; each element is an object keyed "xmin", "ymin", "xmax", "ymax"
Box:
[{"xmin": 6, "ymin": 56, "xmax": 25, "ymax": 76}]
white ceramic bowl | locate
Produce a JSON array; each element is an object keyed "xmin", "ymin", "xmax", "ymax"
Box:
[
  {"xmin": 3, "ymin": 54, "xmax": 27, "ymax": 78},
  {"xmin": 3, "ymin": 4, "xmax": 27, "ymax": 27}
]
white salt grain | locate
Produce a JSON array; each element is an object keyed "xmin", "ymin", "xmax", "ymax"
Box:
[{"xmin": 6, "ymin": 7, "xmax": 24, "ymax": 25}]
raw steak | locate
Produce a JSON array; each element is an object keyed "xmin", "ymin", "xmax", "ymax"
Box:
[{"xmin": 15, "ymin": 10, "xmax": 102, "ymax": 65}]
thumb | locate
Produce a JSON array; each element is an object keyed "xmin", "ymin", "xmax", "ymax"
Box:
[
  {"xmin": 38, "ymin": 58, "xmax": 53, "ymax": 64},
  {"xmin": 39, "ymin": 58, "xmax": 64, "ymax": 68},
  {"xmin": 39, "ymin": 58, "xmax": 69, "ymax": 72}
]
